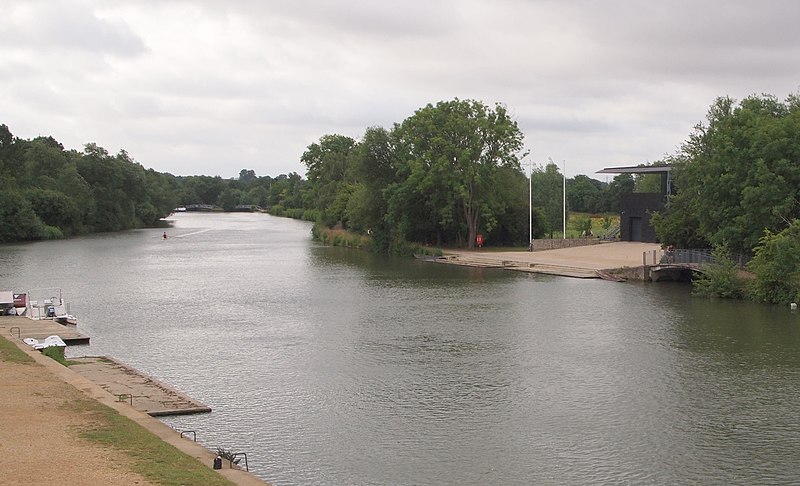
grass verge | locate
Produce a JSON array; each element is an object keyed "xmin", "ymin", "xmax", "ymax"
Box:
[
  {"xmin": 67, "ymin": 397, "xmax": 235, "ymax": 486},
  {"xmin": 0, "ymin": 334, "xmax": 35, "ymax": 364}
]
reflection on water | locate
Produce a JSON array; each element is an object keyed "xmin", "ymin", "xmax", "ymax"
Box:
[{"xmin": 2, "ymin": 213, "xmax": 799, "ymax": 485}]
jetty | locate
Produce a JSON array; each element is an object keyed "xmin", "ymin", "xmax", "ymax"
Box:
[{"xmin": 0, "ymin": 315, "xmax": 90, "ymax": 345}]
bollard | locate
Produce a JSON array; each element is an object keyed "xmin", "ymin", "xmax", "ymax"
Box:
[{"xmin": 213, "ymin": 456, "xmax": 222, "ymax": 470}]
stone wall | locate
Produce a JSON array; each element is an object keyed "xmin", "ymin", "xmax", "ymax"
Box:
[{"xmin": 531, "ymin": 238, "xmax": 603, "ymax": 251}]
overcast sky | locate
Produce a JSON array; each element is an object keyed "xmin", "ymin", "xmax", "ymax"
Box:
[{"xmin": 3, "ymin": 1, "xmax": 799, "ymax": 179}]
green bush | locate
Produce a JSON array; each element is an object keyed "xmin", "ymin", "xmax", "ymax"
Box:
[
  {"xmin": 268, "ymin": 204, "xmax": 286, "ymax": 216},
  {"xmin": 301, "ymin": 209, "xmax": 320, "ymax": 222},
  {"xmin": 284, "ymin": 208, "xmax": 305, "ymax": 219},
  {"xmin": 693, "ymin": 247, "xmax": 747, "ymax": 299},
  {"xmin": 41, "ymin": 346, "xmax": 68, "ymax": 365},
  {"xmin": 748, "ymin": 220, "xmax": 800, "ymax": 305}
]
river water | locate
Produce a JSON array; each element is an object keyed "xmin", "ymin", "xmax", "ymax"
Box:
[{"xmin": 2, "ymin": 212, "xmax": 799, "ymax": 485}]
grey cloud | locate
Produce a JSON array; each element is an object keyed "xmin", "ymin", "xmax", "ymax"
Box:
[
  {"xmin": 3, "ymin": 0, "xmax": 800, "ymax": 179},
  {"xmin": 2, "ymin": 1, "xmax": 146, "ymax": 58}
]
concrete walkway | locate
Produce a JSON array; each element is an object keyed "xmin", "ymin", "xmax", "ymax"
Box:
[{"xmin": 440, "ymin": 241, "xmax": 664, "ymax": 278}]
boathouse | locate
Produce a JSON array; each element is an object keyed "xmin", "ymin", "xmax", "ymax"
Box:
[{"xmin": 596, "ymin": 165, "xmax": 672, "ymax": 243}]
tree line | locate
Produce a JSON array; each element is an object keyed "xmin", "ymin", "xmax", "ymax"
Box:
[
  {"xmin": 0, "ymin": 124, "xmax": 309, "ymax": 242},
  {"xmin": 0, "ymin": 104, "xmax": 636, "ymax": 247},
  {"xmin": 652, "ymin": 93, "xmax": 800, "ymax": 304}
]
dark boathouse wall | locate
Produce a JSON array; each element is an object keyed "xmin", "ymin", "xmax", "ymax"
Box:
[{"xmin": 619, "ymin": 193, "xmax": 665, "ymax": 243}]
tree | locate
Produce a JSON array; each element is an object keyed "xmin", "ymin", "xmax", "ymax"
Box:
[
  {"xmin": 603, "ymin": 173, "xmax": 634, "ymax": 213},
  {"xmin": 301, "ymin": 134, "xmax": 357, "ymax": 226},
  {"xmin": 0, "ymin": 189, "xmax": 48, "ymax": 242},
  {"xmin": 389, "ymin": 99, "xmax": 524, "ymax": 248},
  {"xmin": 531, "ymin": 161, "xmax": 564, "ymax": 238},
  {"xmin": 748, "ymin": 220, "xmax": 800, "ymax": 305},
  {"xmin": 567, "ymin": 174, "xmax": 605, "ymax": 213},
  {"xmin": 238, "ymin": 169, "xmax": 257, "ymax": 184},
  {"xmin": 217, "ymin": 188, "xmax": 244, "ymax": 211},
  {"xmin": 349, "ymin": 126, "xmax": 398, "ymax": 247},
  {"xmin": 656, "ymin": 94, "xmax": 800, "ymax": 255}
]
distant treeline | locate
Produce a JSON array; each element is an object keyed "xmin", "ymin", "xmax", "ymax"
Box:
[
  {"xmin": 0, "ymin": 124, "xmax": 309, "ymax": 242},
  {"xmin": 0, "ymin": 114, "xmax": 640, "ymax": 246}
]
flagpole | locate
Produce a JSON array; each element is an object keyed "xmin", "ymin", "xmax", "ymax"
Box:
[{"xmin": 562, "ymin": 160, "xmax": 566, "ymax": 239}]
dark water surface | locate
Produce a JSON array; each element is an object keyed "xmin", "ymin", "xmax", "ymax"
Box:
[{"xmin": 2, "ymin": 213, "xmax": 799, "ymax": 485}]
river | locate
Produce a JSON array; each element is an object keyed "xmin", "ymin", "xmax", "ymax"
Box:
[{"xmin": 2, "ymin": 212, "xmax": 799, "ymax": 485}]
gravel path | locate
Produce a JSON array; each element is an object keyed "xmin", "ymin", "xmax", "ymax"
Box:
[{"xmin": 0, "ymin": 359, "xmax": 155, "ymax": 486}]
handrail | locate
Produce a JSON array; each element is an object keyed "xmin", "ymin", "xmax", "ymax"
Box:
[
  {"xmin": 232, "ymin": 452, "xmax": 249, "ymax": 472},
  {"xmin": 116, "ymin": 393, "xmax": 143, "ymax": 406},
  {"xmin": 179, "ymin": 430, "xmax": 197, "ymax": 442}
]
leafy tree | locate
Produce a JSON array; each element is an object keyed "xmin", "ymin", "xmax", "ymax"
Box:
[
  {"xmin": 634, "ymin": 173, "xmax": 662, "ymax": 193},
  {"xmin": 567, "ymin": 174, "xmax": 605, "ymax": 213},
  {"xmin": 531, "ymin": 161, "xmax": 564, "ymax": 238},
  {"xmin": 487, "ymin": 166, "xmax": 540, "ymax": 245},
  {"xmin": 658, "ymin": 94, "xmax": 800, "ymax": 255},
  {"xmin": 238, "ymin": 169, "xmax": 257, "ymax": 184},
  {"xmin": 349, "ymin": 126, "xmax": 397, "ymax": 248},
  {"xmin": 301, "ymin": 134, "xmax": 357, "ymax": 226},
  {"xmin": 603, "ymin": 173, "xmax": 635, "ymax": 213},
  {"xmin": 217, "ymin": 188, "xmax": 245, "ymax": 211},
  {"xmin": 25, "ymin": 188, "xmax": 81, "ymax": 234},
  {"xmin": 179, "ymin": 175, "xmax": 227, "ymax": 206},
  {"xmin": 389, "ymin": 99, "xmax": 524, "ymax": 248},
  {"xmin": 0, "ymin": 189, "xmax": 48, "ymax": 242},
  {"xmin": 748, "ymin": 220, "xmax": 800, "ymax": 304},
  {"xmin": 693, "ymin": 247, "xmax": 747, "ymax": 299}
]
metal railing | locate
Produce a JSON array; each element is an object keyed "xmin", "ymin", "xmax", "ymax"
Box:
[
  {"xmin": 179, "ymin": 430, "xmax": 197, "ymax": 442},
  {"xmin": 602, "ymin": 223, "xmax": 620, "ymax": 240},
  {"xmin": 659, "ymin": 249, "xmax": 750, "ymax": 268},
  {"xmin": 232, "ymin": 452, "xmax": 249, "ymax": 472}
]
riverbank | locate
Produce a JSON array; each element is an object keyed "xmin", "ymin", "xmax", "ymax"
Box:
[
  {"xmin": 0, "ymin": 323, "xmax": 269, "ymax": 486},
  {"xmin": 438, "ymin": 241, "xmax": 664, "ymax": 279}
]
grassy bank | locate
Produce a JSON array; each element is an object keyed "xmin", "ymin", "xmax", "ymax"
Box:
[
  {"xmin": 312, "ymin": 224, "xmax": 443, "ymax": 257},
  {"xmin": 0, "ymin": 334, "xmax": 35, "ymax": 364},
  {"xmin": 69, "ymin": 397, "xmax": 235, "ymax": 486},
  {"xmin": 0, "ymin": 334, "xmax": 235, "ymax": 486}
]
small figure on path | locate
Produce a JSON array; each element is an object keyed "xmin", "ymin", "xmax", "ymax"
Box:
[{"xmin": 163, "ymin": 232, "xmax": 168, "ymax": 239}]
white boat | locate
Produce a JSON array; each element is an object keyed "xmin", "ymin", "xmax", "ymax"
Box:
[
  {"xmin": 55, "ymin": 314, "xmax": 78, "ymax": 326},
  {"xmin": 23, "ymin": 335, "xmax": 66, "ymax": 350},
  {"xmin": 24, "ymin": 289, "xmax": 77, "ymax": 324}
]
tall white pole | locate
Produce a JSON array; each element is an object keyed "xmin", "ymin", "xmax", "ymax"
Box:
[
  {"xmin": 562, "ymin": 160, "xmax": 566, "ymax": 239},
  {"xmin": 529, "ymin": 163, "xmax": 533, "ymax": 249}
]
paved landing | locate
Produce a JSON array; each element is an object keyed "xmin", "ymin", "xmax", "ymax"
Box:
[
  {"xmin": 440, "ymin": 241, "xmax": 664, "ymax": 278},
  {"xmin": 0, "ymin": 315, "xmax": 90, "ymax": 344},
  {"xmin": 69, "ymin": 356, "xmax": 211, "ymax": 416}
]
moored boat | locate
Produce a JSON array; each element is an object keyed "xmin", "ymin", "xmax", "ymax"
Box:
[{"xmin": 55, "ymin": 314, "xmax": 78, "ymax": 325}]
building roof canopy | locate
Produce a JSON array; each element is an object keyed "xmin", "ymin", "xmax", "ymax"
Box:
[{"xmin": 597, "ymin": 165, "xmax": 672, "ymax": 175}]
